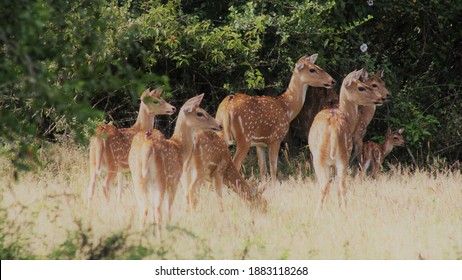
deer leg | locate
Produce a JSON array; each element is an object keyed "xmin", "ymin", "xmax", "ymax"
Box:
[
  {"xmin": 359, "ymin": 157, "xmax": 370, "ymax": 178},
  {"xmin": 268, "ymin": 142, "xmax": 281, "ymax": 183},
  {"xmin": 337, "ymin": 162, "xmax": 348, "ymax": 209},
  {"xmin": 213, "ymin": 174, "xmax": 225, "ymax": 212},
  {"xmin": 87, "ymin": 168, "xmax": 98, "ymax": 202},
  {"xmin": 165, "ymin": 183, "xmax": 178, "ymax": 225},
  {"xmin": 187, "ymin": 170, "xmax": 205, "ymax": 210},
  {"xmin": 313, "ymin": 156, "xmax": 330, "ymax": 214},
  {"xmin": 232, "ymin": 141, "xmax": 251, "ymax": 174},
  {"xmin": 100, "ymin": 145, "xmax": 117, "ymax": 201},
  {"xmin": 317, "ymin": 180, "xmax": 330, "ymax": 215},
  {"xmin": 151, "ymin": 182, "xmax": 165, "ymax": 239},
  {"xmin": 88, "ymin": 137, "xmax": 104, "ymax": 201},
  {"xmin": 371, "ymin": 161, "xmax": 379, "ymax": 179},
  {"xmin": 256, "ymin": 147, "xmax": 267, "ymax": 181},
  {"xmin": 136, "ymin": 181, "xmax": 149, "ymax": 230},
  {"xmin": 352, "ymin": 136, "xmax": 364, "ymax": 163},
  {"xmin": 102, "ymin": 171, "xmax": 117, "ymax": 202},
  {"xmin": 116, "ymin": 172, "xmax": 124, "ymax": 202},
  {"xmin": 180, "ymin": 171, "xmax": 191, "ymax": 207}
]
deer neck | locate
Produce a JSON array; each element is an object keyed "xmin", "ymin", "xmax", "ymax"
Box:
[
  {"xmin": 224, "ymin": 163, "xmax": 251, "ymax": 196},
  {"xmin": 338, "ymin": 87, "xmax": 359, "ymax": 137},
  {"xmin": 132, "ymin": 104, "xmax": 154, "ymax": 131},
  {"xmin": 280, "ymin": 72, "xmax": 309, "ymax": 121},
  {"xmin": 358, "ymin": 105, "xmax": 376, "ymax": 120},
  {"xmin": 381, "ymin": 138, "xmax": 395, "ymax": 157},
  {"xmin": 170, "ymin": 120, "xmax": 195, "ymax": 163}
]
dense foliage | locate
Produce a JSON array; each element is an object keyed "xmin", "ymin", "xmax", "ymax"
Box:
[{"xmin": 1, "ymin": 0, "xmax": 461, "ymax": 170}]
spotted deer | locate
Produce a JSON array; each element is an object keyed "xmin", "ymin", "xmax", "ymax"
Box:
[
  {"xmin": 216, "ymin": 54, "xmax": 335, "ymax": 182},
  {"xmin": 352, "ymin": 70, "xmax": 392, "ymax": 162},
  {"xmin": 360, "ymin": 128, "xmax": 405, "ymax": 178},
  {"xmin": 128, "ymin": 94, "xmax": 222, "ymax": 232},
  {"xmin": 87, "ymin": 88, "xmax": 176, "ymax": 201},
  {"xmin": 308, "ymin": 69, "xmax": 383, "ymax": 210},
  {"xmin": 184, "ymin": 130, "xmax": 267, "ymax": 212}
]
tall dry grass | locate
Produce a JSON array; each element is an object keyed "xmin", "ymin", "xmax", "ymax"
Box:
[{"xmin": 1, "ymin": 143, "xmax": 461, "ymax": 259}]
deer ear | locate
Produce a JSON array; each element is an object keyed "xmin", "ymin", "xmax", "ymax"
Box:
[
  {"xmin": 141, "ymin": 88, "xmax": 150, "ymax": 98},
  {"xmin": 398, "ymin": 128, "xmax": 404, "ymax": 134},
  {"xmin": 344, "ymin": 69, "xmax": 361, "ymax": 87},
  {"xmin": 295, "ymin": 55, "xmax": 307, "ymax": 70},
  {"xmin": 387, "ymin": 128, "xmax": 392, "ymax": 135},
  {"xmin": 150, "ymin": 87, "xmax": 163, "ymax": 98},
  {"xmin": 308, "ymin": 53, "xmax": 318, "ymax": 64},
  {"xmin": 182, "ymin": 93, "xmax": 204, "ymax": 113},
  {"xmin": 344, "ymin": 77, "xmax": 353, "ymax": 87},
  {"xmin": 359, "ymin": 70, "xmax": 369, "ymax": 82},
  {"xmin": 376, "ymin": 69, "xmax": 384, "ymax": 78},
  {"xmin": 355, "ymin": 69, "xmax": 365, "ymax": 80}
]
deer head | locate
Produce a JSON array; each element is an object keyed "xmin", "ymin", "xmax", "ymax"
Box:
[
  {"xmin": 343, "ymin": 69, "xmax": 383, "ymax": 106},
  {"xmin": 180, "ymin": 94, "xmax": 223, "ymax": 132},
  {"xmin": 140, "ymin": 87, "xmax": 176, "ymax": 116},
  {"xmin": 364, "ymin": 70, "xmax": 391, "ymax": 102},
  {"xmin": 295, "ymin": 54, "xmax": 336, "ymax": 89},
  {"xmin": 387, "ymin": 128, "xmax": 405, "ymax": 147}
]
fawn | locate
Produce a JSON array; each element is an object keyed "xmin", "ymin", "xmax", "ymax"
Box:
[
  {"xmin": 360, "ymin": 128, "xmax": 405, "ymax": 178},
  {"xmin": 184, "ymin": 130, "xmax": 268, "ymax": 212}
]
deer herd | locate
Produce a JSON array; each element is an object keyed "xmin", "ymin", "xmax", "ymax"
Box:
[{"xmin": 87, "ymin": 54, "xmax": 405, "ymax": 232}]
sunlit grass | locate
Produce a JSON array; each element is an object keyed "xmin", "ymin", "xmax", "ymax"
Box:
[{"xmin": 1, "ymin": 143, "xmax": 461, "ymax": 259}]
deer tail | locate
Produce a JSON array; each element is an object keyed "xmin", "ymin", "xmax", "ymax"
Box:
[
  {"xmin": 141, "ymin": 144, "xmax": 153, "ymax": 179},
  {"xmin": 216, "ymin": 96, "xmax": 234, "ymax": 145},
  {"xmin": 329, "ymin": 129, "xmax": 339, "ymax": 161},
  {"xmin": 92, "ymin": 136, "xmax": 105, "ymax": 175}
]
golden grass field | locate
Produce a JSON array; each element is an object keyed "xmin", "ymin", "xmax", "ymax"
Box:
[{"xmin": 1, "ymin": 143, "xmax": 461, "ymax": 260}]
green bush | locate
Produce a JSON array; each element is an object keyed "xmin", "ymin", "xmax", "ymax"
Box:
[{"xmin": 1, "ymin": 0, "xmax": 461, "ymax": 170}]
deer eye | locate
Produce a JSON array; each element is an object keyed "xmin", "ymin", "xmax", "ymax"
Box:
[
  {"xmin": 372, "ymin": 84, "xmax": 378, "ymax": 88},
  {"xmin": 309, "ymin": 68, "xmax": 316, "ymax": 73},
  {"xmin": 196, "ymin": 112, "xmax": 204, "ymax": 117},
  {"xmin": 358, "ymin": 87, "xmax": 365, "ymax": 92}
]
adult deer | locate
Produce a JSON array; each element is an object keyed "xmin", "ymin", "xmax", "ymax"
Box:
[
  {"xmin": 87, "ymin": 88, "xmax": 175, "ymax": 201},
  {"xmin": 128, "ymin": 94, "xmax": 222, "ymax": 233},
  {"xmin": 185, "ymin": 130, "xmax": 268, "ymax": 212},
  {"xmin": 360, "ymin": 128, "xmax": 405, "ymax": 178},
  {"xmin": 216, "ymin": 54, "xmax": 335, "ymax": 182},
  {"xmin": 308, "ymin": 69, "xmax": 383, "ymax": 210},
  {"xmin": 352, "ymin": 70, "xmax": 392, "ymax": 162}
]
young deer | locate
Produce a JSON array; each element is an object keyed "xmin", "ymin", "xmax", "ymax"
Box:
[
  {"xmin": 352, "ymin": 70, "xmax": 392, "ymax": 162},
  {"xmin": 184, "ymin": 130, "xmax": 268, "ymax": 212},
  {"xmin": 128, "ymin": 94, "xmax": 222, "ymax": 232},
  {"xmin": 87, "ymin": 88, "xmax": 176, "ymax": 201},
  {"xmin": 216, "ymin": 54, "xmax": 335, "ymax": 182},
  {"xmin": 360, "ymin": 128, "xmax": 405, "ymax": 178},
  {"xmin": 308, "ymin": 69, "xmax": 383, "ymax": 210}
]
